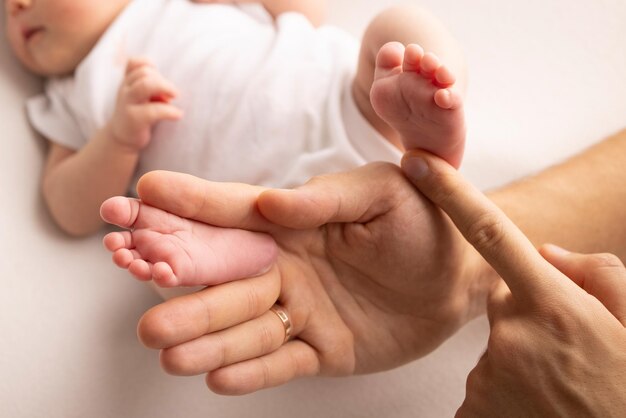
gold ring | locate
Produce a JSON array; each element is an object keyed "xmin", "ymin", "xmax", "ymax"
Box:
[{"xmin": 270, "ymin": 304, "xmax": 292, "ymax": 343}]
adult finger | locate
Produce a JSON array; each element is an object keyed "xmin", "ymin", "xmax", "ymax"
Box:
[
  {"xmin": 127, "ymin": 73, "xmax": 179, "ymax": 103},
  {"xmin": 136, "ymin": 171, "xmax": 272, "ymax": 231},
  {"xmin": 540, "ymin": 244, "xmax": 626, "ymax": 325},
  {"xmin": 137, "ymin": 267, "xmax": 280, "ymax": 349},
  {"xmin": 402, "ymin": 151, "xmax": 564, "ymax": 301},
  {"xmin": 258, "ymin": 162, "xmax": 408, "ymax": 228},
  {"xmin": 159, "ymin": 309, "xmax": 291, "ymax": 376},
  {"xmin": 206, "ymin": 340, "xmax": 321, "ymax": 395}
]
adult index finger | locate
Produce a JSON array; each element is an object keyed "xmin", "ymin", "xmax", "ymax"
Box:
[{"xmin": 402, "ymin": 151, "xmax": 564, "ymax": 301}]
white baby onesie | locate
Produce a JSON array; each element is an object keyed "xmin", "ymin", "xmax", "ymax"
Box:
[{"xmin": 27, "ymin": 0, "xmax": 400, "ymax": 193}]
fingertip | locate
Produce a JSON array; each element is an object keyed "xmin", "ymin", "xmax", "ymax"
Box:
[
  {"xmin": 257, "ymin": 189, "xmax": 303, "ymax": 226},
  {"xmin": 137, "ymin": 304, "xmax": 169, "ymax": 349},
  {"xmin": 401, "ymin": 153, "xmax": 431, "ymax": 183},
  {"xmin": 136, "ymin": 170, "xmax": 166, "ymax": 196},
  {"xmin": 539, "ymin": 243, "xmax": 571, "ymax": 260}
]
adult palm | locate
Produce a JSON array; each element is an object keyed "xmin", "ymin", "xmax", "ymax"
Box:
[{"xmin": 136, "ymin": 162, "xmax": 488, "ymax": 394}]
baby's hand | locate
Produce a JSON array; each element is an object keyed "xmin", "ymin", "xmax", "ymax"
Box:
[{"xmin": 109, "ymin": 58, "xmax": 182, "ymax": 151}]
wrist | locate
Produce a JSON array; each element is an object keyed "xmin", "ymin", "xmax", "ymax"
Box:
[{"xmin": 101, "ymin": 122, "xmax": 142, "ymax": 156}]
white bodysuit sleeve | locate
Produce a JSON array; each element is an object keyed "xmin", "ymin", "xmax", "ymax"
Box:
[{"xmin": 26, "ymin": 78, "xmax": 86, "ymax": 150}]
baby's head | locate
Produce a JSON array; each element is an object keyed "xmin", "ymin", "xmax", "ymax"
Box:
[{"xmin": 5, "ymin": 0, "xmax": 130, "ymax": 76}]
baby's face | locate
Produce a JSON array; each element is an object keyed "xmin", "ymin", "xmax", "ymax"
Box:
[{"xmin": 5, "ymin": 0, "xmax": 129, "ymax": 76}]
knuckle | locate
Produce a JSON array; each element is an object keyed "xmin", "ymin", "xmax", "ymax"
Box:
[
  {"xmin": 465, "ymin": 211, "xmax": 505, "ymax": 253},
  {"xmin": 135, "ymin": 78, "xmax": 152, "ymax": 93},
  {"xmin": 487, "ymin": 322, "xmax": 527, "ymax": 363},
  {"xmin": 304, "ymin": 173, "xmax": 334, "ymax": 189},
  {"xmin": 257, "ymin": 322, "xmax": 276, "ymax": 354},
  {"xmin": 245, "ymin": 286, "xmax": 262, "ymax": 318},
  {"xmin": 534, "ymin": 304, "xmax": 581, "ymax": 343},
  {"xmin": 259, "ymin": 357, "xmax": 272, "ymax": 388},
  {"xmin": 136, "ymin": 66, "xmax": 153, "ymax": 78},
  {"xmin": 587, "ymin": 253, "xmax": 624, "ymax": 270}
]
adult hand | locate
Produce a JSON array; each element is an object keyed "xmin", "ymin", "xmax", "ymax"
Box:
[
  {"xmin": 134, "ymin": 162, "xmax": 495, "ymax": 394},
  {"xmin": 402, "ymin": 151, "xmax": 626, "ymax": 417}
]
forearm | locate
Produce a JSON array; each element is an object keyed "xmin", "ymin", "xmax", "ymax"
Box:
[
  {"xmin": 462, "ymin": 131, "xmax": 626, "ymax": 318},
  {"xmin": 489, "ymin": 130, "xmax": 626, "ymax": 262},
  {"xmin": 43, "ymin": 125, "xmax": 139, "ymax": 236}
]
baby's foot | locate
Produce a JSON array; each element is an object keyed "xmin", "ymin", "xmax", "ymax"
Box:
[
  {"xmin": 370, "ymin": 42, "xmax": 466, "ymax": 168},
  {"xmin": 100, "ymin": 197, "xmax": 277, "ymax": 287}
]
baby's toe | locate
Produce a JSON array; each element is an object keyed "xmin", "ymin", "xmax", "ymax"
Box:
[
  {"xmin": 128, "ymin": 259, "xmax": 153, "ymax": 281},
  {"xmin": 402, "ymin": 43, "xmax": 424, "ymax": 73},
  {"xmin": 434, "ymin": 88, "xmax": 463, "ymax": 110},
  {"xmin": 434, "ymin": 64, "xmax": 455, "ymax": 88},
  {"xmin": 374, "ymin": 42, "xmax": 405, "ymax": 80},
  {"xmin": 153, "ymin": 262, "xmax": 179, "ymax": 287},
  {"xmin": 419, "ymin": 52, "xmax": 441, "ymax": 78},
  {"xmin": 112, "ymin": 248, "xmax": 136, "ymax": 268},
  {"xmin": 103, "ymin": 231, "xmax": 133, "ymax": 252},
  {"xmin": 100, "ymin": 196, "xmax": 140, "ymax": 229}
]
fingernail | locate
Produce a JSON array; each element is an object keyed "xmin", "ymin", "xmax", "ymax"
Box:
[{"xmin": 403, "ymin": 155, "xmax": 430, "ymax": 181}]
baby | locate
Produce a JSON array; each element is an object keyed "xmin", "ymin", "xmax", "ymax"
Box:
[{"xmin": 6, "ymin": 0, "xmax": 466, "ymax": 239}]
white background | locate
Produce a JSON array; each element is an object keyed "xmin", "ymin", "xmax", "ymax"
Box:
[{"xmin": 2, "ymin": 1, "xmax": 626, "ymax": 417}]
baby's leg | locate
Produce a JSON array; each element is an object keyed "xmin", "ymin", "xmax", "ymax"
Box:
[
  {"xmin": 100, "ymin": 197, "xmax": 277, "ymax": 287},
  {"xmin": 353, "ymin": 6, "xmax": 467, "ymax": 167}
]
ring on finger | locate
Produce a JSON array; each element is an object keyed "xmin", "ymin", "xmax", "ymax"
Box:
[{"xmin": 270, "ymin": 304, "xmax": 292, "ymax": 344}]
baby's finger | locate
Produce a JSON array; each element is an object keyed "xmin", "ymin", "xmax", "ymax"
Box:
[
  {"xmin": 127, "ymin": 73, "xmax": 179, "ymax": 103},
  {"xmin": 540, "ymin": 244, "xmax": 626, "ymax": 325},
  {"xmin": 125, "ymin": 57, "xmax": 153, "ymax": 76},
  {"xmin": 132, "ymin": 103, "xmax": 183, "ymax": 125},
  {"xmin": 206, "ymin": 340, "xmax": 320, "ymax": 395},
  {"xmin": 138, "ymin": 268, "xmax": 281, "ymax": 349},
  {"xmin": 402, "ymin": 151, "xmax": 565, "ymax": 302}
]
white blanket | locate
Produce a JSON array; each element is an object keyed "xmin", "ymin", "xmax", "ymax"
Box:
[{"xmin": 2, "ymin": 1, "xmax": 625, "ymax": 417}]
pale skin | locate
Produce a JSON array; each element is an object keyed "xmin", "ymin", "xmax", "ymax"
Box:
[
  {"xmin": 101, "ymin": 138, "xmax": 626, "ymax": 414},
  {"xmin": 101, "ymin": 43, "xmax": 465, "ymax": 286},
  {"xmin": 6, "ymin": 0, "xmax": 466, "ymax": 236}
]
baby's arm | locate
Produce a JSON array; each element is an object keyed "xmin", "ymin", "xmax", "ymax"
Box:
[
  {"xmin": 193, "ymin": 0, "xmax": 327, "ymax": 27},
  {"xmin": 43, "ymin": 59, "xmax": 182, "ymax": 236}
]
